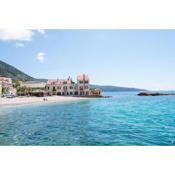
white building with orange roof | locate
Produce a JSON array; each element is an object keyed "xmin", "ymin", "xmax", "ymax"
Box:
[
  {"xmin": 46, "ymin": 76, "xmax": 77, "ymax": 96},
  {"xmin": 46, "ymin": 74, "xmax": 101, "ymax": 97}
]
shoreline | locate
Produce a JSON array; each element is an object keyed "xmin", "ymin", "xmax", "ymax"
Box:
[{"xmin": 0, "ymin": 96, "xmax": 89, "ymax": 108}]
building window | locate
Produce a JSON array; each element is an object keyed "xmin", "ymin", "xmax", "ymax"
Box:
[
  {"xmin": 80, "ymin": 92, "xmax": 84, "ymax": 96},
  {"xmin": 57, "ymin": 86, "xmax": 61, "ymax": 90},
  {"xmin": 57, "ymin": 92, "xmax": 61, "ymax": 95},
  {"xmin": 63, "ymin": 86, "xmax": 67, "ymax": 90},
  {"xmin": 85, "ymin": 81, "xmax": 89, "ymax": 84},
  {"xmin": 70, "ymin": 86, "xmax": 73, "ymax": 89},
  {"xmin": 47, "ymin": 87, "xmax": 49, "ymax": 90}
]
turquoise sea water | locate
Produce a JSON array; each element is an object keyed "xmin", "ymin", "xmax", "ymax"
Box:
[{"xmin": 0, "ymin": 92, "xmax": 175, "ymax": 146}]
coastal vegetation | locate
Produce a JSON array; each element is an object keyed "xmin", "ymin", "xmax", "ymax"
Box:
[
  {"xmin": 2, "ymin": 86, "xmax": 9, "ymax": 94},
  {"xmin": 16, "ymin": 86, "xmax": 33, "ymax": 96}
]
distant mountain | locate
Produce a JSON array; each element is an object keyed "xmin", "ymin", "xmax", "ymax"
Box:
[
  {"xmin": 0, "ymin": 60, "xmax": 46, "ymax": 82},
  {"xmin": 91, "ymin": 85, "xmax": 145, "ymax": 92}
]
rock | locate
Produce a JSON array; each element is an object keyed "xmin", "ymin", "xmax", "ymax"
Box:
[{"xmin": 138, "ymin": 92, "xmax": 175, "ymax": 96}]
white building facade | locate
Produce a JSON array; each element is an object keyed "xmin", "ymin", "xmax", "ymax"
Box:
[
  {"xmin": 46, "ymin": 75, "xmax": 101, "ymax": 97},
  {"xmin": 46, "ymin": 77, "xmax": 77, "ymax": 96},
  {"xmin": 77, "ymin": 74, "xmax": 90, "ymax": 96}
]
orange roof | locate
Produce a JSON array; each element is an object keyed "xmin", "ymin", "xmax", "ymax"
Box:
[{"xmin": 47, "ymin": 78, "xmax": 73, "ymax": 85}]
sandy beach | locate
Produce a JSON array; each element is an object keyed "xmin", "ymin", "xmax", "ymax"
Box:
[{"xmin": 0, "ymin": 96, "xmax": 88, "ymax": 107}]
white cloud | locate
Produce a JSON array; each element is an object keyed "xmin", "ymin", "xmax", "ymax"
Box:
[
  {"xmin": 0, "ymin": 29, "xmax": 34, "ymax": 41},
  {"xmin": 36, "ymin": 52, "xmax": 45, "ymax": 62},
  {"xmin": 0, "ymin": 29, "xmax": 46, "ymax": 48},
  {"xmin": 37, "ymin": 29, "xmax": 45, "ymax": 34},
  {"xmin": 15, "ymin": 42, "xmax": 25, "ymax": 47}
]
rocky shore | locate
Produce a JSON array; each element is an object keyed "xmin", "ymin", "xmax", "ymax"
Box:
[{"xmin": 138, "ymin": 92, "xmax": 175, "ymax": 96}]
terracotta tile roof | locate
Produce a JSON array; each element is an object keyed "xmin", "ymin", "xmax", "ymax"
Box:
[
  {"xmin": 47, "ymin": 79, "xmax": 58, "ymax": 84},
  {"xmin": 47, "ymin": 77, "xmax": 74, "ymax": 85}
]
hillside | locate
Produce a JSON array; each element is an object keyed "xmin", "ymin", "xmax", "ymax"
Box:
[
  {"xmin": 91, "ymin": 85, "xmax": 145, "ymax": 92},
  {"xmin": 0, "ymin": 60, "xmax": 35, "ymax": 81}
]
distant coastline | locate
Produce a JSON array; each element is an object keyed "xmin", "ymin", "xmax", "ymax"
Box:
[{"xmin": 91, "ymin": 84, "xmax": 145, "ymax": 92}]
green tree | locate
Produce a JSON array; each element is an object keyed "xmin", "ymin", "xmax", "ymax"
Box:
[
  {"xmin": 17, "ymin": 86, "xmax": 34, "ymax": 96},
  {"xmin": 17, "ymin": 86, "xmax": 27, "ymax": 95},
  {"xmin": 2, "ymin": 86, "xmax": 9, "ymax": 94},
  {"xmin": 26, "ymin": 87, "xmax": 33, "ymax": 95},
  {"xmin": 14, "ymin": 80, "xmax": 23, "ymax": 88}
]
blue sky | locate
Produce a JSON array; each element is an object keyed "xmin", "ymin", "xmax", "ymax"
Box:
[{"xmin": 0, "ymin": 29, "xmax": 175, "ymax": 90}]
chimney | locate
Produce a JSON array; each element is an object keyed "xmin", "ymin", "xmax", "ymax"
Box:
[{"xmin": 83, "ymin": 74, "xmax": 85, "ymax": 80}]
